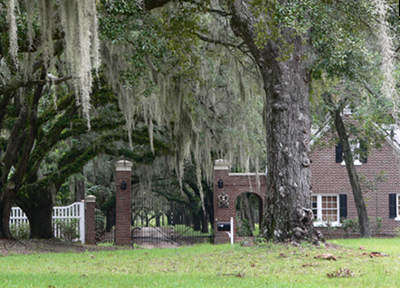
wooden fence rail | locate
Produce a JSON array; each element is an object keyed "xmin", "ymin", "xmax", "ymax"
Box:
[{"xmin": 9, "ymin": 201, "xmax": 85, "ymax": 243}]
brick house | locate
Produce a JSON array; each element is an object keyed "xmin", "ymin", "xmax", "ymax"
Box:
[
  {"xmin": 311, "ymin": 131, "xmax": 400, "ymax": 236},
  {"xmin": 212, "ymin": 129, "xmax": 400, "ymax": 243}
]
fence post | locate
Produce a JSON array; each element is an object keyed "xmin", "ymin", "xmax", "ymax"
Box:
[
  {"xmin": 85, "ymin": 195, "xmax": 96, "ymax": 245},
  {"xmin": 115, "ymin": 160, "xmax": 132, "ymax": 246},
  {"xmin": 79, "ymin": 200, "xmax": 85, "ymax": 244}
]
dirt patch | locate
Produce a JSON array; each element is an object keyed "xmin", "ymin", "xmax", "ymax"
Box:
[
  {"xmin": 136, "ymin": 242, "xmax": 179, "ymax": 249},
  {"xmin": 0, "ymin": 239, "xmax": 120, "ymax": 256}
]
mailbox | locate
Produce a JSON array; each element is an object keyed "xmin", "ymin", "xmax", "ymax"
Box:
[{"xmin": 217, "ymin": 222, "xmax": 231, "ymax": 232}]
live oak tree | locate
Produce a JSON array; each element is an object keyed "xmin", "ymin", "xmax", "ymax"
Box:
[
  {"xmin": 0, "ymin": 76, "xmax": 170, "ymax": 239},
  {"xmin": 0, "ymin": 0, "xmax": 102, "ymax": 238},
  {"xmin": 0, "ymin": 0, "xmax": 172, "ymax": 239},
  {"xmin": 226, "ymin": 1, "xmax": 318, "ymax": 242},
  {"xmin": 228, "ymin": 0, "xmax": 400, "ymax": 241}
]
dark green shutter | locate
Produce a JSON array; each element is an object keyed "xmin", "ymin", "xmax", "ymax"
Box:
[
  {"xmin": 389, "ymin": 194, "xmax": 397, "ymax": 219},
  {"xmin": 339, "ymin": 194, "xmax": 347, "ymax": 219},
  {"xmin": 335, "ymin": 143, "xmax": 343, "ymax": 163}
]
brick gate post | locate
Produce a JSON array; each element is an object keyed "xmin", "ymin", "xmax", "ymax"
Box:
[
  {"xmin": 213, "ymin": 159, "xmax": 232, "ymax": 244},
  {"xmin": 115, "ymin": 160, "xmax": 133, "ymax": 246},
  {"xmin": 85, "ymin": 195, "xmax": 96, "ymax": 245}
]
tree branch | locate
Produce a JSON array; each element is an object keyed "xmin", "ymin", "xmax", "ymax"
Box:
[
  {"xmin": 194, "ymin": 32, "xmax": 243, "ymax": 49},
  {"xmin": 144, "ymin": 0, "xmax": 172, "ymax": 10},
  {"xmin": 0, "ymin": 76, "xmax": 72, "ymax": 95},
  {"xmin": 207, "ymin": 8, "xmax": 232, "ymax": 17}
]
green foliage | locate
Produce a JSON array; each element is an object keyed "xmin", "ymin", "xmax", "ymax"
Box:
[
  {"xmin": 236, "ymin": 217, "xmax": 253, "ymax": 237},
  {"xmin": 374, "ymin": 217, "xmax": 383, "ymax": 235},
  {"xmin": 342, "ymin": 217, "xmax": 384, "ymax": 235},
  {"xmin": 251, "ymin": 0, "xmax": 313, "ymax": 52},
  {"xmin": 54, "ymin": 219, "xmax": 79, "ymax": 242},
  {"xmin": 9, "ymin": 223, "xmax": 30, "ymax": 239},
  {"xmin": 341, "ymin": 218, "xmax": 360, "ymax": 234}
]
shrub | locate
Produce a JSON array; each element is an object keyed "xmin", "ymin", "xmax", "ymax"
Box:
[
  {"xmin": 10, "ymin": 223, "xmax": 30, "ymax": 239},
  {"xmin": 341, "ymin": 218, "xmax": 359, "ymax": 234},
  {"xmin": 236, "ymin": 217, "xmax": 253, "ymax": 237},
  {"xmin": 374, "ymin": 217, "xmax": 383, "ymax": 235},
  {"xmin": 54, "ymin": 219, "xmax": 79, "ymax": 241},
  {"xmin": 341, "ymin": 217, "xmax": 382, "ymax": 235}
]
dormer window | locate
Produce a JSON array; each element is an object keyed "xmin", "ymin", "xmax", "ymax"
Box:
[
  {"xmin": 335, "ymin": 139, "xmax": 368, "ymax": 165},
  {"xmin": 343, "ymin": 107, "xmax": 352, "ymax": 115}
]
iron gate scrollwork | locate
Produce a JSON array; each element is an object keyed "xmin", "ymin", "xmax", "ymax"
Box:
[{"xmin": 131, "ymin": 196, "xmax": 213, "ymax": 246}]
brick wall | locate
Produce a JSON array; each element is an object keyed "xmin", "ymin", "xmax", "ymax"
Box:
[
  {"xmin": 311, "ymin": 139, "xmax": 400, "ymax": 235},
  {"xmin": 85, "ymin": 195, "xmax": 96, "ymax": 245},
  {"xmin": 115, "ymin": 161, "xmax": 132, "ymax": 245},
  {"xmin": 213, "ymin": 167, "xmax": 266, "ymax": 243}
]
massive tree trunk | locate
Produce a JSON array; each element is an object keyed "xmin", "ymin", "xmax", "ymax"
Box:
[
  {"xmin": 230, "ymin": 1, "xmax": 318, "ymax": 242},
  {"xmin": 331, "ymin": 104, "xmax": 370, "ymax": 237},
  {"xmin": 0, "ymin": 198, "xmax": 12, "ymax": 239},
  {"xmin": 18, "ymin": 187, "xmax": 54, "ymax": 239},
  {"xmin": 25, "ymin": 205, "xmax": 53, "ymax": 239}
]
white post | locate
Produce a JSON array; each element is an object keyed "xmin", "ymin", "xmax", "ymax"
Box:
[
  {"xmin": 230, "ymin": 217, "xmax": 234, "ymax": 245},
  {"xmin": 79, "ymin": 200, "xmax": 85, "ymax": 244},
  {"xmin": 225, "ymin": 217, "xmax": 234, "ymax": 245}
]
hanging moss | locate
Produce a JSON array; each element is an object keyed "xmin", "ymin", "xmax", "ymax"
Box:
[
  {"xmin": 372, "ymin": 0, "xmax": 398, "ymax": 123},
  {"xmin": 7, "ymin": 0, "xmax": 18, "ymax": 64}
]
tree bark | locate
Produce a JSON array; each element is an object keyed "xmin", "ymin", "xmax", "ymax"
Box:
[
  {"xmin": 18, "ymin": 187, "xmax": 54, "ymax": 239},
  {"xmin": 330, "ymin": 103, "xmax": 370, "ymax": 237},
  {"xmin": 74, "ymin": 177, "xmax": 85, "ymax": 202},
  {"xmin": 193, "ymin": 211, "xmax": 201, "ymax": 231},
  {"xmin": 201, "ymin": 211, "xmax": 208, "ymax": 233},
  {"xmin": 105, "ymin": 207, "xmax": 115, "ymax": 232},
  {"xmin": 25, "ymin": 205, "xmax": 53, "ymax": 239},
  {"xmin": 0, "ymin": 198, "xmax": 12, "ymax": 239},
  {"xmin": 242, "ymin": 194, "xmax": 254, "ymax": 230},
  {"xmin": 230, "ymin": 1, "xmax": 318, "ymax": 242}
]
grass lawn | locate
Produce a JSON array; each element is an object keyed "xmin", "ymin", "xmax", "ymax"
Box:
[{"xmin": 1, "ymin": 238, "xmax": 400, "ymax": 287}]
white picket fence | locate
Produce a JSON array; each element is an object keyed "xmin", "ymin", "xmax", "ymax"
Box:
[{"xmin": 9, "ymin": 201, "xmax": 85, "ymax": 243}]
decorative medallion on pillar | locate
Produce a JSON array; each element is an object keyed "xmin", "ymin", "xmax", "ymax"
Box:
[{"xmin": 217, "ymin": 192, "xmax": 230, "ymax": 208}]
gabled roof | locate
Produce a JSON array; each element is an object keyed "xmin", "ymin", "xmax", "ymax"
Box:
[{"xmin": 310, "ymin": 117, "xmax": 400, "ymax": 153}]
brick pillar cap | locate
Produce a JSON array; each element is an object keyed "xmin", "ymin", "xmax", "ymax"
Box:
[
  {"xmin": 116, "ymin": 160, "xmax": 133, "ymax": 171},
  {"xmin": 85, "ymin": 195, "xmax": 96, "ymax": 203},
  {"xmin": 214, "ymin": 159, "xmax": 230, "ymax": 170}
]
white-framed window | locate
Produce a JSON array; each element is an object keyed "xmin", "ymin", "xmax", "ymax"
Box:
[
  {"xmin": 312, "ymin": 194, "xmax": 341, "ymax": 227},
  {"xmin": 396, "ymin": 194, "xmax": 400, "ymax": 221}
]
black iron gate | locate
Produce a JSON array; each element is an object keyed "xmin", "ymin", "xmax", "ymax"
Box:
[{"xmin": 132, "ymin": 197, "xmax": 213, "ymax": 246}]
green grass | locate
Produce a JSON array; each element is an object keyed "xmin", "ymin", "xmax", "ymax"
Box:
[
  {"xmin": 330, "ymin": 237, "xmax": 400, "ymax": 255},
  {"xmin": 2, "ymin": 239, "xmax": 400, "ymax": 287},
  {"xmin": 169, "ymin": 224, "xmax": 212, "ymax": 236}
]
